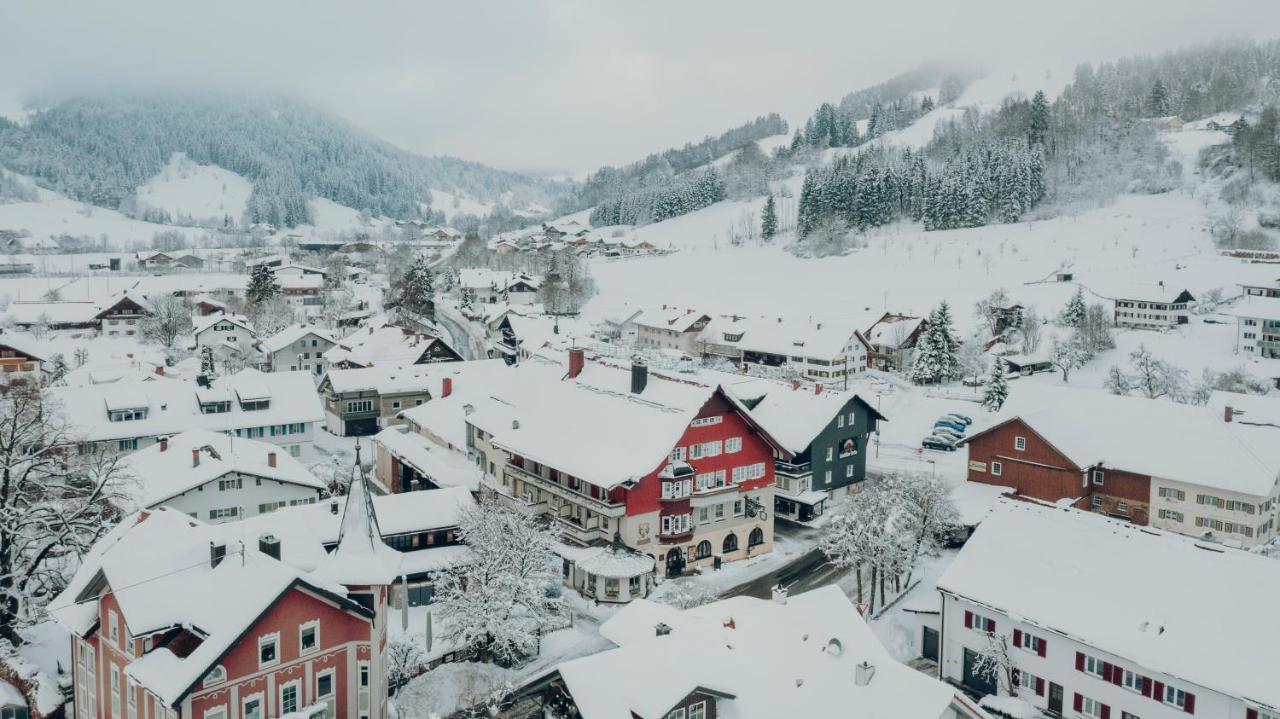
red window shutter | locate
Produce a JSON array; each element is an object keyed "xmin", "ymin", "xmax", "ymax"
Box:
[
  {"xmin": 1102, "ymin": 662, "xmax": 1113, "ymax": 682},
  {"xmin": 1153, "ymin": 681, "xmax": 1165, "ymax": 702},
  {"xmin": 1035, "ymin": 677, "xmax": 1045, "ymax": 697},
  {"xmin": 987, "ymin": 618, "xmax": 996, "ymax": 633},
  {"xmin": 1248, "ymin": 709, "xmax": 1259, "ymax": 719},
  {"xmin": 1075, "ymin": 652, "xmax": 1085, "ymax": 672},
  {"xmin": 1184, "ymin": 693, "xmax": 1195, "ymax": 714},
  {"xmin": 1037, "ymin": 638, "xmax": 1047, "ymax": 658},
  {"xmin": 1073, "ymin": 693, "xmax": 1083, "ymax": 713},
  {"xmin": 1013, "ymin": 629, "xmax": 1022, "ymax": 647},
  {"xmin": 1111, "ymin": 668, "xmax": 1123, "ymax": 687},
  {"xmin": 1101, "ymin": 704, "xmax": 1111, "ymax": 719},
  {"xmin": 964, "ymin": 611, "xmax": 973, "ymax": 629},
  {"xmin": 1142, "ymin": 677, "xmax": 1152, "ymax": 698}
]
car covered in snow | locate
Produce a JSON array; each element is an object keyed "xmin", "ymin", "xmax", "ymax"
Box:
[
  {"xmin": 934, "ymin": 419, "xmax": 967, "ymax": 434},
  {"xmin": 943, "ymin": 412, "xmax": 973, "ymax": 426},
  {"xmin": 922, "ymin": 434, "xmax": 959, "ymax": 451},
  {"xmin": 931, "ymin": 426, "xmax": 964, "ymax": 441}
]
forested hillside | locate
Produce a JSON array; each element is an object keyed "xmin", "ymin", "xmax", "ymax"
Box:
[{"xmin": 0, "ymin": 94, "xmax": 563, "ymax": 228}]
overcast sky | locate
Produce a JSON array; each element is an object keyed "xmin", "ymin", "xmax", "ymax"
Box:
[{"xmin": 3, "ymin": 0, "xmax": 1279, "ymax": 177}]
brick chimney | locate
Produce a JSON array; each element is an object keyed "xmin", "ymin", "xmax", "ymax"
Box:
[
  {"xmin": 155, "ymin": 366, "xmax": 165, "ymax": 376},
  {"xmin": 567, "ymin": 347, "xmax": 585, "ymax": 379},
  {"xmin": 192, "ymin": 448, "xmax": 201, "ymax": 467},
  {"xmin": 815, "ymin": 383, "xmax": 823, "ymax": 395},
  {"xmin": 442, "ymin": 376, "xmax": 453, "ymax": 398},
  {"xmin": 1224, "ymin": 405, "xmax": 1234, "ymax": 423},
  {"xmin": 159, "ymin": 437, "xmax": 168, "ymax": 452},
  {"xmin": 791, "ymin": 379, "xmax": 801, "ymax": 391},
  {"xmin": 267, "ymin": 451, "xmax": 277, "ymax": 468}
]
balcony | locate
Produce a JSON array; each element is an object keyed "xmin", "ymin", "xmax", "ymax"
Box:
[
  {"xmin": 504, "ymin": 462, "xmax": 626, "ymax": 517},
  {"xmin": 774, "ymin": 459, "xmax": 812, "ymax": 478},
  {"xmin": 556, "ymin": 512, "xmax": 608, "ymax": 544}
]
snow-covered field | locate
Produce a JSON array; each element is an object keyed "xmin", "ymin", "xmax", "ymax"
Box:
[
  {"xmin": 428, "ymin": 188, "xmax": 494, "ymax": 221},
  {"xmin": 136, "ymin": 153, "xmax": 253, "ymax": 222}
]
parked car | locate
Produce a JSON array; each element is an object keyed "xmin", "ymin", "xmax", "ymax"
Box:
[
  {"xmin": 922, "ymin": 435, "xmax": 958, "ymax": 451},
  {"xmin": 962, "ymin": 376, "xmax": 986, "ymax": 387},
  {"xmin": 943, "ymin": 413, "xmax": 973, "ymax": 426},
  {"xmin": 934, "ymin": 419, "xmax": 967, "ymax": 434},
  {"xmin": 932, "ymin": 426, "xmax": 964, "ymax": 441}
]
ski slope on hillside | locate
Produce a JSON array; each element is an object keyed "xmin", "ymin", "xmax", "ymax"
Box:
[
  {"xmin": 428, "ymin": 189, "xmax": 493, "ymax": 221},
  {"xmin": 136, "ymin": 153, "xmax": 253, "ymax": 222}
]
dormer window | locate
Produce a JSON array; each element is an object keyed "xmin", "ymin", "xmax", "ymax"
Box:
[
  {"xmin": 200, "ymin": 401, "xmax": 231, "ymax": 414},
  {"xmin": 240, "ymin": 399, "xmax": 270, "ymax": 411},
  {"xmin": 109, "ymin": 408, "xmax": 148, "ymax": 422}
]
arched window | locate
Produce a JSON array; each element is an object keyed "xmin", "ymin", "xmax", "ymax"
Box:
[
  {"xmin": 696, "ymin": 540, "xmax": 711, "ymax": 559},
  {"xmin": 722, "ymin": 533, "xmax": 739, "ymax": 553},
  {"xmin": 202, "ymin": 664, "xmax": 227, "ymax": 687},
  {"xmin": 748, "ymin": 527, "xmax": 765, "ymax": 547}
]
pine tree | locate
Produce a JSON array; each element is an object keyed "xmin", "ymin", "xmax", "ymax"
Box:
[
  {"xmin": 200, "ymin": 346, "xmax": 217, "ymax": 377},
  {"xmin": 933, "ymin": 301, "xmax": 962, "ymax": 381},
  {"xmin": 1145, "ymin": 79, "xmax": 1170, "ymax": 117},
  {"xmin": 1061, "ymin": 287, "xmax": 1088, "ymax": 327},
  {"xmin": 981, "ymin": 357, "xmax": 1010, "ymax": 411},
  {"xmin": 921, "ymin": 96, "xmax": 935, "ymax": 113},
  {"xmin": 761, "ymin": 194, "xmax": 778, "ymax": 240},
  {"xmin": 245, "ymin": 264, "xmax": 281, "ymax": 306},
  {"xmin": 49, "ymin": 354, "xmax": 68, "ymax": 385},
  {"xmin": 1028, "ymin": 90, "xmax": 1050, "ymax": 148}
]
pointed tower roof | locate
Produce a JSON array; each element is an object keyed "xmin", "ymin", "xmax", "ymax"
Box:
[{"xmin": 313, "ymin": 445, "xmax": 401, "ymax": 587}]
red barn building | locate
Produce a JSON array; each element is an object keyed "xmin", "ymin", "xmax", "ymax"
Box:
[
  {"xmin": 52, "ymin": 468, "xmax": 397, "ymax": 719},
  {"xmin": 466, "ymin": 348, "xmax": 782, "ymax": 602}
]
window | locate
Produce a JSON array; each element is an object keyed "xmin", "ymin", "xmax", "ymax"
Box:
[
  {"xmin": 208, "ymin": 507, "xmax": 239, "ymax": 520},
  {"xmin": 1083, "ymin": 654, "xmax": 1104, "ymax": 678},
  {"xmin": 1158, "ymin": 487, "xmax": 1186, "ymax": 501},
  {"xmin": 347, "ymin": 399, "xmax": 373, "ymax": 414},
  {"xmin": 118, "ymin": 438, "xmax": 138, "ymax": 452},
  {"xmin": 670, "ymin": 447, "xmax": 686, "ymax": 462},
  {"xmin": 110, "ymin": 665, "xmax": 121, "ymax": 719},
  {"xmin": 722, "ymin": 533, "xmax": 739, "ymax": 553},
  {"xmin": 126, "ymin": 678, "xmax": 137, "ymax": 719},
  {"xmin": 1092, "ymin": 469, "xmax": 1104, "ymax": 485},
  {"xmin": 217, "ymin": 478, "xmax": 242, "ymax": 491},
  {"xmin": 1014, "ymin": 631, "xmax": 1043, "ymax": 655},
  {"xmin": 688, "ymin": 702, "xmax": 707, "ymax": 719},
  {"xmin": 664, "ymin": 709, "xmax": 686, "ymax": 719},
  {"xmin": 202, "ymin": 665, "xmax": 226, "ymax": 687},
  {"xmin": 258, "ymin": 634, "xmax": 279, "ymax": 668},
  {"xmin": 837, "ymin": 415, "xmax": 845, "ymax": 428},
  {"xmin": 1163, "ymin": 685, "xmax": 1187, "ymax": 709},
  {"xmin": 1159, "ymin": 509, "xmax": 1184, "ymax": 522},
  {"xmin": 725, "ymin": 437, "xmax": 742, "ymax": 453},
  {"xmin": 300, "ymin": 621, "xmax": 318, "ymax": 653},
  {"xmin": 826, "ymin": 446, "xmax": 834, "ymax": 461},
  {"xmin": 280, "ymin": 682, "xmax": 299, "ymax": 715},
  {"xmin": 316, "ymin": 670, "xmax": 334, "ymax": 699},
  {"xmin": 1080, "ymin": 696, "xmax": 1105, "ymax": 719},
  {"xmin": 846, "ymin": 464, "xmax": 854, "ymax": 478},
  {"xmin": 690, "ymin": 416, "xmax": 722, "ymax": 427},
  {"xmin": 203, "ymin": 708, "xmax": 226, "ymax": 719},
  {"xmin": 1121, "ymin": 669, "xmax": 1143, "ymax": 693},
  {"xmin": 108, "ymin": 610, "xmax": 119, "ymax": 644},
  {"xmin": 1116, "ymin": 501, "xmax": 1129, "ymax": 513},
  {"xmin": 715, "ymin": 504, "xmax": 725, "ymax": 519},
  {"xmin": 991, "ymin": 461, "xmax": 1002, "ymax": 476},
  {"xmin": 1091, "ymin": 496, "xmax": 1103, "ymax": 509},
  {"xmin": 1014, "ymin": 436, "xmax": 1026, "ymax": 451},
  {"xmin": 242, "ymin": 696, "xmax": 263, "ymax": 719},
  {"xmin": 1018, "ymin": 670, "xmax": 1040, "ymax": 695},
  {"xmin": 966, "ymin": 610, "xmax": 995, "ymax": 633}
]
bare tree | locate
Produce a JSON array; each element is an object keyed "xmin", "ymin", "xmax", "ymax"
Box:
[
  {"xmin": 139, "ymin": 295, "xmax": 193, "ymax": 349},
  {"xmin": 0, "ymin": 381, "xmax": 133, "ymax": 643},
  {"xmin": 972, "ymin": 632, "xmax": 1016, "ymax": 697}
]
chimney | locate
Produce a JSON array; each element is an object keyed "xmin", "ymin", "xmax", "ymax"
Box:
[
  {"xmin": 631, "ymin": 356, "xmax": 648, "ymax": 395},
  {"xmin": 442, "ymin": 376, "xmax": 453, "ymax": 398},
  {"xmin": 854, "ymin": 661, "xmax": 876, "ymax": 687},
  {"xmin": 655, "ymin": 622, "xmax": 672, "ymax": 637},
  {"xmin": 791, "ymin": 379, "xmax": 801, "ymax": 391},
  {"xmin": 258, "ymin": 533, "xmax": 281, "ymax": 561},
  {"xmin": 209, "ymin": 542, "xmax": 227, "ymax": 569},
  {"xmin": 567, "ymin": 347, "xmax": 585, "ymax": 379},
  {"xmin": 159, "ymin": 437, "xmax": 168, "ymax": 452},
  {"xmin": 1224, "ymin": 405, "xmax": 1234, "ymax": 423},
  {"xmin": 267, "ymin": 452, "xmax": 277, "ymax": 468},
  {"xmin": 192, "ymin": 448, "xmax": 201, "ymax": 467},
  {"xmin": 155, "ymin": 366, "xmax": 164, "ymax": 376},
  {"xmin": 815, "ymin": 383, "xmax": 823, "ymax": 396}
]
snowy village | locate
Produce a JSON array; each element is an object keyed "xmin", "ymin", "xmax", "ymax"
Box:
[{"xmin": 0, "ymin": 4, "xmax": 1279, "ymax": 719}]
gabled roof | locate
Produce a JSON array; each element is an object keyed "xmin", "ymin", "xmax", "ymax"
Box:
[
  {"xmin": 634, "ymin": 307, "xmax": 710, "ymax": 333},
  {"xmin": 699, "ymin": 314, "xmax": 870, "ymax": 360},
  {"xmin": 551, "ymin": 585, "xmax": 962, "ymax": 719},
  {"xmin": 94, "ymin": 291, "xmax": 153, "ymax": 319},
  {"xmin": 1227, "ymin": 296, "xmax": 1280, "ymax": 323},
  {"xmin": 373, "ymin": 427, "xmax": 484, "ymax": 491},
  {"xmin": 939, "ymin": 499, "xmax": 1280, "ymax": 710},
  {"xmin": 728, "ymin": 381, "xmax": 886, "ymax": 456},
  {"xmin": 192, "ymin": 312, "xmax": 255, "ymax": 336},
  {"xmin": 964, "ymin": 385, "xmax": 1280, "ymax": 497},
  {"xmin": 259, "ymin": 324, "xmax": 337, "ymax": 354},
  {"xmin": 124, "ymin": 428, "xmax": 323, "ymax": 510},
  {"xmin": 324, "ymin": 323, "xmax": 453, "ymax": 368}
]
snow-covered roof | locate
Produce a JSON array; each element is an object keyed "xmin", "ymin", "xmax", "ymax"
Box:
[
  {"xmin": 321, "ymin": 360, "xmax": 500, "ymax": 396},
  {"xmin": 699, "ymin": 315, "xmax": 867, "ymax": 361},
  {"xmin": 49, "ymin": 369, "xmax": 323, "ymax": 443},
  {"xmin": 373, "ymin": 427, "xmax": 484, "ymax": 491},
  {"xmin": 1227, "ymin": 296, "xmax": 1280, "ymax": 322},
  {"xmin": 724, "ymin": 378, "xmax": 884, "ymax": 455},
  {"xmin": 124, "ymin": 428, "xmax": 323, "ymax": 510},
  {"xmin": 6, "ymin": 301, "xmax": 100, "ymax": 325},
  {"xmin": 276, "ymin": 273, "xmax": 324, "ymax": 290},
  {"xmin": 555, "ymin": 542, "xmax": 654, "ymax": 578},
  {"xmin": 633, "ymin": 307, "xmax": 710, "ymax": 333},
  {"xmin": 457, "ymin": 269, "xmax": 541, "ymax": 291},
  {"xmin": 324, "ymin": 323, "xmax": 451, "ymax": 368},
  {"xmin": 554, "ymin": 585, "xmax": 964, "ymax": 719},
  {"xmin": 470, "ymin": 354, "xmax": 726, "ymax": 489},
  {"xmin": 311, "ymin": 468, "xmax": 405, "ymax": 587},
  {"xmin": 977, "ymin": 385, "xmax": 1280, "ymax": 497},
  {"xmin": 48, "ymin": 508, "xmax": 361, "ymax": 707},
  {"xmin": 1209, "ymin": 391, "xmax": 1280, "ymax": 428},
  {"xmin": 192, "ymin": 312, "xmax": 254, "ymax": 336},
  {"xmin": 1102, "ymin": 283, "xmax": 1195, "ymax": 304},
  {"xmin": 865, "ymin": 314, "xmax": 924, "ymax": 349},
  {"xmin": 259, "ymin": 324, "xmax": 338, "ymax": 354},
  {"xmin": 0, "ymin": 330, "xmax": 50, "ymax": 362},
  {"xmin": 398, "ymin": 360, "xmax": 514, "ymax": 449},
  {"xmin": 938, "ymin": 499, "xmax": 1280, "ymax": 709}
]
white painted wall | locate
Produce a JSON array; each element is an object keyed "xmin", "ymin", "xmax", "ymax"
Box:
[{"xmin": 155, "ymin": 470, "xmax": 322, "ymax": 523}]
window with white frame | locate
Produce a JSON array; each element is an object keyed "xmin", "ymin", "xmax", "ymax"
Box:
[
  {"xmin": 108, "ymin": 610, "xmax": 119, "ymax": 644},
  {"xmin": 242, "ymin": 695, "xmax": 263, "ymax": 719},
  {"xmin": 846, "ymin": 465, "xmax": 854, "ymax": 478},
  {"xmin": 969, "ymin": 611, "xmax": 996, "ymax": 633},
  {"xmin": 316, "ymin": 669, "xmax": 335, "ymax": 699},
  {"xmin": 688, "ymin": 701, "xmax": 707, "ymax": 719},
  {"xmin": 1159, "ymin": 487, "xmax": 1185, "ymax": 501},
  {"xmin": 1092, "ymin": 469, "xmax": 1104, "ymax": 485},
  {"xmin": 670, "ymin": 447, "xmax": 686, "ymax": 462},
  {"xmin": 110, "ymin": 665, "xmax": 121, "ymax": 719},
  {"xmin": 280, "ymin": 682, "xmax": 300, "ymax": 715},
  {"xmin": 725, "ymin": 437, "xmax": 742, "ymax": 453},
  {"xmin": 202, "ymin": 665, "xmax": 227, "ymax": 687},
  {"xmin": 1091, "ymin": 496, "xmax": 1103, "ymax": 509},
  {"xmin": 1083, "ymin": 654, "xmax": 1104, "ymax": 678},
  {"xmin": 1159, "ymin": 509, "xmax": 1184, "ymax": 522},
  {"xmin": 258, "ymin": 633, "xmax": 280, "ymax": 668},
  {"xmin": 826, "ymin": 446, "xmax": 833, "ymax": 461},
  {"xmin": 126, "ymin": 678, "xmax": 137, "ymax": 719},
  {"xmin": 1121, "ymin": 669, "xmax": 1143, "ymax": 693},
  {"xmin": 1018, "ymin": 670, "xmax": 1039, "ymax": 694},
  {"xmin": 690, "ymin": 416, "xmax": 722, "ymax": 427},
  {"xmin": 217, "ymin": 478, "xmax": 243, "ymax": 491},
  {"xmin": 1015, "ymin": 631, "xmax": 1043, "ymax": 654},
  {"xmin": 203, "ymin": 708, "xmax": 227, "ymax": 719},
  {"xmin": 1080, "ymin": 696, "xmax": 1104, "ymax": 719},
  {"xmin": 299, "ymin": 621, "xmax": 318, "ymax": 653},
  {"xmin": 1163, "ymin": 685, "xmax": 1187, "ymax": 709},
  {"xmin": 664, "ymin": 709, "xmax": 685, "ymax": 719},
  {"xmin": 991, "ymin": 461, "xmax": 1002, "ymax": 476},
  {"xmin": 1014, "ymin": 436, "xmax": 1026, "ymax": 451},
  {"xmin": 837, "ymin": 415, "xmax": 845, "ymax": 428}
]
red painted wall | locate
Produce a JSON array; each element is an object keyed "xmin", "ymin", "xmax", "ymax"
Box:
[{"xmin": 623, "ymin": 392, "xmax": 774, "ymax": 516}]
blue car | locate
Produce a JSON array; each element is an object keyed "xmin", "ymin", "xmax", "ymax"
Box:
[
  {"xmin": 934, "ymin": 419, "xmax": 967, "ymax": 434},
  {"xmin": 943, "ymin": 413, "xmax": 973, "ymax": 426}
]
